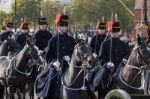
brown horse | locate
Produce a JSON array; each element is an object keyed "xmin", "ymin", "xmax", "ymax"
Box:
[{"xmin": 115, "ymin": 37, "xmax": 150, "ymax": 95}]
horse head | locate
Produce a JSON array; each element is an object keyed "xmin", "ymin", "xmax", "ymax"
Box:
[
  {"xmin": 0, "ymin": 38, "xmax": 21, "ymax": 56},
  {"xmin": 72, "ymin": 42, "xmax": 96, "ymax": 68},
  {"xmin": 118, "ymin": 36, "xmax": 150, "ymax": 94},
  {"xmin": 6, "ymin": 38, "xmax": 22, "ymax": 52},
  {"xmin": 25, "ymin": 40, "xmax": 43, "ymax": 66},
  {"xmin": 130, "ymin": 35, "xmax": 150, "ymax": 67}
]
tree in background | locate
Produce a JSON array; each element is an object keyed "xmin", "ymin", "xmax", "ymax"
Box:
[
  {"xmin": 40, "ymin": 0, "xmax": 63, "ymax": 29},
  {"xmin": 66, "ymin": 0, "xmax": 135, "ymax": 32},
  {"xmin": 0, "ymin": 11, "xmax": 7, "ymax": 25},
  {"xmin": 8, "ymin": 0, "xmax": 41, "ymax": 28},
  {"xmin": 0, "ymin": 0, "xmax": 135, "ymax": 31}
]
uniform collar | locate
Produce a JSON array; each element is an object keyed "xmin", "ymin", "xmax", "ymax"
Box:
[
  {"xmin": 59, "ymin": 33, "xmax": 68, "ymax": 37},
  {"xmin": 39, "ymin": 29, "xmax": 47, "ymax": 32}
]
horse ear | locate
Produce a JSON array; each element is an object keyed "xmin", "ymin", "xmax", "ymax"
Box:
[{"xmin": 137, "ymin": 33, "xmax": 142, "ymax": 45}]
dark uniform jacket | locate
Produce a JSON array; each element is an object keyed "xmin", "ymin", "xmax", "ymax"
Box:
[
  {"xmin": 1, "ymin": 31, "xmax": 13, "ymax": 42},
  {"xmin": 34, "ymin": 30, "xmax": 52, "ymax": 50},
  {"xmin": 90, "ymin": 34, "xmax": 106, "ymax": 55},
  {"xmin": 16, "ymin": 32, "xmax": 31, "ymax": 48},
  {"xmin": 99, "ymin": 37, "xmax": 130, "ymax": 71},
  {"xmin": 46, "ymin": 33, "xmax": 76, "ymax": 63}
]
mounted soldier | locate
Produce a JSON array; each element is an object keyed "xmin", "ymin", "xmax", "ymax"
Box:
[
  {"xmin": 34, "ymin": 18, "xmax": 52, "ymax": 51},
  {"xmin": 90, "ymin": 17, "xmax": 107, "ymax": 58},
  {"xmin": 36, "ymin": 12, "xmax": 75, "ymax": 99},
  {"xmin": 16, "ymin": 22, "xmax": 31, "ymax": 49},
  {"xmin": 1, "ymin": 22, "xmax": 14, "ymax": 42},
  {"xmin": 46, "ymin": 12, "xmax": 76, "ymax": 71},
  {"xmin": 98, "ymin": 19, "xmax": 130, "ymax": 98}
]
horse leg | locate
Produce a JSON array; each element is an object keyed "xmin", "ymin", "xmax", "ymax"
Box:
[
  {"xmin": 9, "ymin": 93, "xmax": 15, "ymax": 99},
  {"xmin": 16, "ymin": 89, "xmax": 21, "ymax": 99},
  {"xmin": 8, "ymin": 85, "xmax": 15, "ymax": 99},
  {"xmin": 89, "ymin": 91, "xmax": 98, "ymax": 99},
  {"xmin": 5, "ymin": 86, "xmax": 9, "ymax": 99},
  {"xmin": 0, "ymin": 83, "xmax": 4, "ymax": 99},
  {"xmin": 22, "ymin": 88, "xmax": 26, "ymax": 99},
  {"xmin": 23, "ymin": 93, "xmax": 26, "ymax": 99},
  {"xmin": 29, "ymin": 82, "xmax": 34, "ymax": 99}
]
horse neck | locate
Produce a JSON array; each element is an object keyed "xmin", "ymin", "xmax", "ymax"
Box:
[
  {"xmin": 15, "ymin": 45, "xmax": 29, "ymax": 69},
  {"xmin": 122, "ymin": 51, "xmax": 141, "ymax": 85},
  {"xmin": 65, "ymin": 54, "xmax": 84, "ymax": 87}
]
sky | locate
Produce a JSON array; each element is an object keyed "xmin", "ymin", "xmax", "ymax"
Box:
[
  {"xmin": 0, "ymin": 0, "xmax": 14, "ymax": 13},
  {"xmin": 0, "ymin": 0, "xmax": 69, "ymax": 13}
]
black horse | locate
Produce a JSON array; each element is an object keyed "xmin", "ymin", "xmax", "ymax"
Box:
[
  {"xmin": 115, "ymin": 37, "xmax": 150, "ymax": 95},
  {"xmin": 0, "ymin": 40, "xmax": 43, "ymax": 99},
  {"xmin": 61, "ymin": 43, "xmax": 96, "ymax": 99},
  {"xmin": 35, "ymin": 43, "xmax": 96, "ymax": 99},
  {"xmin": 0, "ymin": 38, "xmax": 21, "ymax": 56}
]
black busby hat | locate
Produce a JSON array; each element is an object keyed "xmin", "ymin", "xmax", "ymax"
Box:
[
  {"xmin": 56, "ymin": 13, "xmax": 68, "ymax": 26},
  {"xmin": 7, "ymin": 22, "xmax": 14, "ymax": 28},
  {"xmin": 21, "ymin": 23, "xmax": 29, "ymax": 30},
  {"xmin": 59, "ymin": 15, "xmax": 68, "ymax": 26},
  {"xmin": 112, "ymin": 22, "xmax": 120, "ymax": 33},
  {"xmin": 96, "ymin": 22, "xmax": 106, "ymax": 30},
  {"xmin": 38, "ymin": 18, "xmax": 47, "ymax": 25}
]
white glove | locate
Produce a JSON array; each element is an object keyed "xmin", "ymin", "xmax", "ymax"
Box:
[
  {"xmin": 63, "ymin": 56, "xmax": 70, "ymax": 62},
  {"xmin": 93, "ymin": 53, "xmax": 97, "ymax": 58},
  {"xmin": 52, "ymin": 60, "xmax": 60, "ymax": 68},
  {"xmin": 123, "ymin": 58, "xmax": 127, "ymax": 64},
  {"xmin": 107, "ymin": 61, "xmax": 114, "ymax": 68},
  {"xmin": 38, "ymin": 50, "xmax": 44, "ymax": 55}
]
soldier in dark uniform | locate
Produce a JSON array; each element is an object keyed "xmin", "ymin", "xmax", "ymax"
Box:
[
  {"xmin": 34, "ymin": 18, "xmax": 52, "ymax": 51},
  {"xmin": 1, "ymin": 22, "xmax": 14, "ymax": 42},
  {"xmin": 45, "ymin": 13, "xmax": 76, "ymax": 99},
  {"xmin": 99, "ymin": 21, "xmax": 130, "ymax": 70},
  {"xmin": 98, "ymin": 21, "xmax": 130, "ymax": 99},
  {"xmin": 46, "ymin": 13, "xmax": 76, "ymax": 65},
  {"xmin": 90, "ymin": 21, "xmax": 107, "ymax": 58},
  {"xmin": 16, "ymin": 22, "xmax": 31, "ymax": 49}
]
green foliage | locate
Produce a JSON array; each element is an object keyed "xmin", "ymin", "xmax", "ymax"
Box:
[
  {"xmin": 67, "ymin": 0, "xmax": 135, "ymax": 31},
  {"xmin": 40, "ymin": 0, "xmax": 63, "ymax": 28},
  {"xmin": 0, "ymin": 0, "xmax": 135, "ymax": 31},
  {"xmin": 8, "ymin": 0, "xmax": 41, "ymax": 27},
  {"xmin": 0, "ymin": 11, "xmax": 7, "ymax": 25}
]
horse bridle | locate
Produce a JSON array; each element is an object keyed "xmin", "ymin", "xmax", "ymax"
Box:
[
  {"xmin": 119, "ymin": 45, "xmax": 150, "ymax": 90},
  {"xmin": 61, "ymin": 62, "xmax": 89, "ymax": 91},
  {"xmin": 61, "ymin": 47, "xmax": 92, "ymax": 91},
  {"xmin": 12, "ymin": 56, "xmax": 33, "ymax": 76}
]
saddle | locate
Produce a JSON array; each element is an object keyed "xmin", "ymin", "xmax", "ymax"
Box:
[
  {"xmin": 35, "ymin": 64, "xmax": 61, "ymax": 98},
  {"xmin": 88, "ymin": 64, "xmax": 112, "ymax": 91}
]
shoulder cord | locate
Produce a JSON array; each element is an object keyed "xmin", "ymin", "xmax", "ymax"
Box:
[
  {"xmin": 109, "ymin": 33, "xmax": 112, "ymax": 62},
  {"xmin": 56, "ymin": 27, "xmax": 60, "ymax": 61},
  {"xmin": 94, "ymin": 32, "xmax": 98, "ymax": 53}
]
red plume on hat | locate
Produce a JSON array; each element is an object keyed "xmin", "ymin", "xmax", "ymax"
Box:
[
  {"xmin": 55, "ymin": 12, "xmax": 63, "ymax": 25},
  {"xmin": 19, "ymin": 19, "xmax": 24, "ymax": 29},
  {"xmin": 107, "ymin": 21, "xmax": 113, "ymax": 32}
]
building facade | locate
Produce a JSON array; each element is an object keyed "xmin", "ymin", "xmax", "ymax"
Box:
[{"xmin": 130, "ymin": 0, "xmax": 150, "ymax": 41}]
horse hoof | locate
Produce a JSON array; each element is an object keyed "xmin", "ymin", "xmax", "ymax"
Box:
[{"xmin": 105, "ymin": 89, "xmax": 131, "ymax": 99}]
